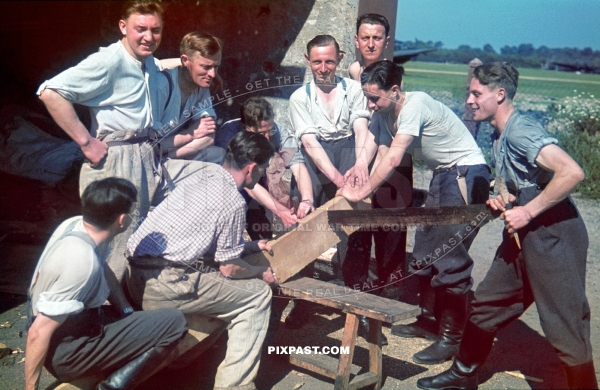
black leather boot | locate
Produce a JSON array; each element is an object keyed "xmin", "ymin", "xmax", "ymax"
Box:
[
  {"xmin": 391, "ymin": 276, "xmax": 438, "ymax": 340},
  {"xmin": 413, "ymin": 290, "xmax": 468, "ymax": 365},
  {"xmin": 97, "ymin": 343, "xmax": 180, "ymax": 390},
  {"xmin": 416, "ymin": 320, "xmax": 496, "ymax": 389},
  {"xmin": 285, "ymin": 299, "xmax": 310, "ymax": 329},
  {"xmin": 357, "ymin": 316, "xmax": 388, "ymax": 346},
  {"xmin": 563, "ymin": 361, "xmax": 599, "ymax": 389}
]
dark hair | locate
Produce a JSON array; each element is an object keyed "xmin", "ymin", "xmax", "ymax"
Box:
[
  {"xmin": 306, "ymin": 35, "xmax": 342, "ymax": 56},
  {"xmin": 473, "ymin": 62, "xmax": 519, "ymax": 100},
  {"xmin": 356, "ymin": 13, "xmax": 390, "ymax": 37},
  {"xmin": 225, "ymin": 131, "xmax": 275, "ymax": 171},
  {"xmin": 121, "ymin": 0, "xmax": 164, "ymax": 20},
  {"xmin": 361, "ymin": 60, "xmax": 403, "ymax": 90},
  {"xmin": 81, "ymin": 178, "xmax": 137, "ymax": 230},
  {"xmin": 240, "ymin": 97, "xmax": 274, "ymax": 129}
]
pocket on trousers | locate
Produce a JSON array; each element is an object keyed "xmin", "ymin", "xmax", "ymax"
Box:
[{"xmin": 156, "ymin": 267, "xmax": 200, "ymax": 303}]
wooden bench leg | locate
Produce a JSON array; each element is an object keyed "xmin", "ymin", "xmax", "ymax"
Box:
[
  {"xmin": 368, "ymin": 318, "xmax": 383, "ymax": 390},
  {"xmin": 334, "ymin": 313, "xmax": 359, "ymax": 390}
]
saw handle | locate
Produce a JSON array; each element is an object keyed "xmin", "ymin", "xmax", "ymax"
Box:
[{"xmin": 496, "ymin": 178, "xmax": 521, "ymax": 250}]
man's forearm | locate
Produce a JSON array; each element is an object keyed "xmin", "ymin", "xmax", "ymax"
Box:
[
  {"xmin": 290, "ymin": 163, "xmax": 314, "ymax": 202},
  {"xmin": 363, "ymin": 136, "xmax": 412, "ymax": 199},
  {"xmin": 39, "ymin": 89, "xmax": 93, "ymax": 147},
  {"xmin": 353, "ymin": 118, "xmax": 376, "ymax": 167},
  {"xmin": 25, "ymin": 314, "xmax": 66, "ymax": 390},
  {"xmin": 103, "ymin": 263, "xmax": 132, "ymax": 313},
  {"xmin": 301, "ymin": 135, "xmax": 343, "ymax": 185},
  {"xmin": 168, "ymin": 136, "xmax": 214, "ymax": 158},
  {"xmin": 245, "ymin": 184, "xmax": 279, "ymax": 214}
]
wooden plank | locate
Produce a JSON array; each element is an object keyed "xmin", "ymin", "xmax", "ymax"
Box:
[
  {"xmin": 289, "ymin": 352, "xmax": 363, "ymax": 379},
  {"xmin": 279, "ymin": 278, "xmax": 420, "ymax": 323},
  {"xmin": 334, "ymin": 314, "xmax": 359, "ymax": 390},
  {"xmin": 169, "ymin": 314, "xmax": 225, "ymax": 369},
  {"xmin": 290, "ymin": 354, "xmax": 338, "ymax": 380},
  {"xmin": 244, "ymin": 197, "xmax": 370, "ymax": 283},
  {"xmin": 347, "ymin": 372, "xmax": 379, "ymax": 390},
  {"xmin": 328, "ymin": 204, "xmax": 495, "ymax": 228}
]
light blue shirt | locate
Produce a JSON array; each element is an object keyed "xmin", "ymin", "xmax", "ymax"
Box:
[
  {"xmin": 150, "ymin": 67, "xmax": 216, "ymax": 137},
  {"xmin": 492, "ymin": 110, "xmax": 557, "ymax": 193},
  {"xmin": 37, "ymin": 41, "xmax": 158, "ymax": 140}
]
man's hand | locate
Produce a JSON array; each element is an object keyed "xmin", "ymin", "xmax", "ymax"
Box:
[
  {"xmin": 193, "ymin": 116, "xmax": 216, "ymax": 139},
  {"xmin": 261, "ymin": 266, "xmax": 278, "ymax": 285},
  {"xmin": 336, "ymin": 183, "xmax": 364, "ymax": 203},
  {"xmin": 487, "ymin": 194, "xmax": 532, "ymax": 233},
  {"xmin": 82, "ymin": 138, "xmax": 108, "ymax": 167},
  {"xmin": 257, "ymin": 239, "xmax": 273, "ymax": 256},
  {"xmin": 296, "ymin": 200, "xmax": 314, "ymax": 219},
  {"xmin": 275, "ymin": 205, "xmax": 298, "ymax": 228},
  {"xmin": 502, "ymin": 206, "xmax": 533, "ymax": 234},
  {"xmin": 343, "ymin": 163, "xmax": 369, "ymax": 188}
]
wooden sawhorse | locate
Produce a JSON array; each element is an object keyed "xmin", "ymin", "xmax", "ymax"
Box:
[{"xmin": 279, "ymin": 277, "xmax": 420, "ymax": 390}]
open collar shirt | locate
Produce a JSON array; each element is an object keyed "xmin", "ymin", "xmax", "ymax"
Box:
[
  {"xmin": 289, "ymin": 77, "xmax": 369, "ymax": 142},
  {"xmin": 492, "ymin": 110, "xmax": 557, "ymax": 194},
  {"xmin": 127, "ymin": 163, "xmax": 246, "ymax": 264},
  {"xmin": 37, "ymin": 41, "xmax": 158, "ymax": 140},
  {"xmin": 151, "ymin": 67, "xmax": 216, "ymax": 137}
]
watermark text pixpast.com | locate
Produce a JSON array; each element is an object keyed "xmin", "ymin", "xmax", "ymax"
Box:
[{"xmin": 267, "ymin": 346, "xmax": 350, "ymax": 355}]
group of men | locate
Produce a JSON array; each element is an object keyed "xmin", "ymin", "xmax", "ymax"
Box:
[{"xmin": 25, "ymin": 1, "xmax": 597, "ymax": 389}]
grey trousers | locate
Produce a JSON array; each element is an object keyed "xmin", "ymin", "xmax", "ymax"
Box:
[
  {"xmin": 46, "ymin": 307, "xmax": 187, "ymax": 383},
  {"xmin": 127, "ymin": 264, "xmax": 271, "ymax": 390},
  {"xmin": 79, "ymin": 141, "xmax": 210, "ymax": 280},
  {"xmin": 410, "ymin": 164, "xmax": 490, "ymax": 294},
  {"xmin": 470, "ymin": 187, "xmax": 593, "ymax": 366}
]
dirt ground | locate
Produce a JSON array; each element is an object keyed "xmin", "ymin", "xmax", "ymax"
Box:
[{"xmin": 1, "ymin": 167, "xmax": 599, "ymax": 389}]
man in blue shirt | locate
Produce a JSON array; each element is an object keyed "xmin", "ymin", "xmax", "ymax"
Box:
[{"xmin": 417, "ymin": 62, "xmax": 597, "ymax": 390}]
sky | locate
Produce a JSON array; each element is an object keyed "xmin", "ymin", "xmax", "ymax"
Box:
[{"xmin": 396, "ymin": 0, "xmax": 600, "ymax": 51}]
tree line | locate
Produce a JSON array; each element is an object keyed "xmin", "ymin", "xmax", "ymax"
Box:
[{"xmin": 396, "ymin": 40, "xmax": 600, "ymax": 71}]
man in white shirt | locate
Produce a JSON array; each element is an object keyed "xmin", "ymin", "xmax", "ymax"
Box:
[
  {"xmin": 287, "ymin": 35, "xmax": 385, "ymax": 342},
  {"xmin": 25, "ymin": 178, "xmax": 187, "ymax": 390}
]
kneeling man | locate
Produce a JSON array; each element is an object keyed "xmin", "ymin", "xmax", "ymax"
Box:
[{"xmin": 127, "ymin": 131, "xmax": 278, "ymax": 390}]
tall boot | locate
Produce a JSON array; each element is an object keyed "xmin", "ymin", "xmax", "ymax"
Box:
[
  {"xmin": 416, "ymin": 320, "xmax": 496, "ymax": 390},
  {"xmin": 357, "ymin": 315, "xmax": 388, "ymax": 346},
  {"xmin": 97, "ymin": 342, "xmax": 181, "ymax": 390},
  {"xmin": 413, "ymin": 290, "xmax": 468, "ymax": 365},
  {"xmin": 391, "ymin": 276, "xmax": 438, "ymax": 340},
  {"xmin": 563, "ymin": 361, "xmax": 599, "ymax": 390}
]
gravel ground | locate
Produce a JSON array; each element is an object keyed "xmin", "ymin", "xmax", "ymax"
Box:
[{"xmin": 1, "ymin": 167, "xmax": 599, "ymax": 389}]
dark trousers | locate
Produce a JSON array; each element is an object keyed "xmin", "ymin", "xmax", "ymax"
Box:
[
  {"xmin": 470, "ymin": 186, "xmax": 592, "ymax": 366},
  {"xmin": 342, "ymin": 162, "xmax": 413, "ymax": 290},
  {"xmin": 410, "ymin": 164, "xmax": 491, "ymax": 294},
  {"xmin": 302, "ymin": 136, "xmax": 365, "ymax": 281},
  {"xmin": 46, "ymin": 307, "xmax": 187, "ymax": 383},
  {"xmin": 302, "ymin": 136, "xmax": 356, "ymax": 206}
]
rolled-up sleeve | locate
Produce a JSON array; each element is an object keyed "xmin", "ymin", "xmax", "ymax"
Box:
[
  {"xmin": 277, "ymin": 123, "xmax": 304, "ymax": 166},
  {"xmin": 507, "ymin": 118, "xmax": 557, "ymax": 168},
  {"xmin": 37, "ymin": 54, "xmax": 110, "ymax": 104},
  {"xmin": 346, "ymin": 80, "xmax": 370, "ymax": 128},
  {"xmin": 289, "ymin": 91, "xmax": 319, "ymax": 141}
]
